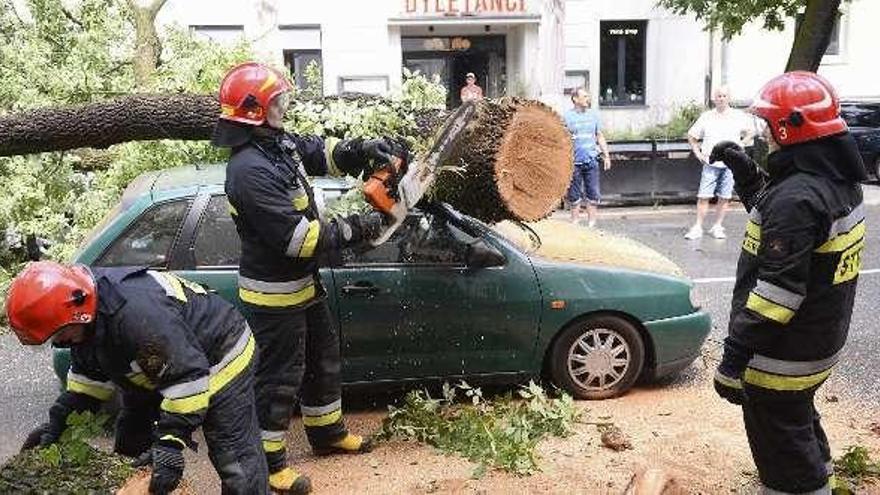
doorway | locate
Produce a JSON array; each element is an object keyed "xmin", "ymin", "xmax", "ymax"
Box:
[{"xmin": 402, "ymin": 35, "xmax": 506, "ymax": 107}]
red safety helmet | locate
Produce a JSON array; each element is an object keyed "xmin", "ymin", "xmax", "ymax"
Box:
[
  {"xmin": 749, "ymin": 71, "xmax": 847, "ymax": 146},
  {"xmin": 4, "ymin": 261, "xmax": 97, "ymax": 345},
  {"xmin": 217, "ymin": 62, "xmax": 292, "ymax": 126}
]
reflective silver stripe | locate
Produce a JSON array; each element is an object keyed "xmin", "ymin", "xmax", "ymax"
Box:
[
  {"xmin": 825, "ymin": 460, "xmax": 833, "ymax": 476},
  {"xmin": 129, "ymin": 361, "xmax": 143, "ymax": 373},
  {"xmin": 827, "ymin": 203, "xmax": 865, "ymax": 240},
  {"xmin": 285, "ymin": 218, "xmax": 311, "ymax": 257},
  {"xmin": 238, "ymin": 274, "xmax": 314, "ymax": 294},
  {"xmin": 68, "ymin": 372, "xmax": 114, "ymax": 391},
  {"xmin": 301, "ymin": 399, "xmax": 342, "ymax": 416},
  {"xmin": 160, "ymin": 376, "xmax": 209, "ymax": 399},
  {"xmin": 147, "ymin": 271, "xmax": 176, "ymax": 298},
  {"xmin": 749, "ymin": 207, "xmax": 762, "ymax": 224},
  {"xmin": 291, "ymin": 187, "xmax": 308, "ymax": 201},
  {"xmin": 261, "ymin": 430, "xmax": 286, "ymax": 442},
  {"xmin": 761, "ymin": 482, "xmax": 830, "ymax": 495},
  {"xmin": 713, "ymin": 370, "xmax": 742, "ymax": 389},
  {"xmin": 210, "ymin": 326, "xmax": 252, "ymax": 374},
  {"xmin": 748, "ymin": 351, "xmax": 840, "ymax": 376},
  {"xmin": 753, "ymin": 280, "xmax": 804, "ymax": 311}
]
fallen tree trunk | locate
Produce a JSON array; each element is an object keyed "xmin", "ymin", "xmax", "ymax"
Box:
[
  {"xmin": 432, "ymin": 97, "xmax": 573, "ymax": 222},
  {"xmin": 0, "ymin": 94, "xmax": 218, "ymax": 156}
]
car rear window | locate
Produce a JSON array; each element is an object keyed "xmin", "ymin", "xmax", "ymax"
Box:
[{"xmin": 96, "ymin": 199, "xmax": 191, "ymax": 268}]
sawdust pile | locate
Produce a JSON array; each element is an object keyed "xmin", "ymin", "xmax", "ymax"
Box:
[{"xmin": 493, "ymin": 219, "xmax": 684, "ymax": 277}]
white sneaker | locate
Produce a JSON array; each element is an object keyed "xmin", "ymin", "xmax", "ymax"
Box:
[
  {"xmin": 709, "ymin": 224, "xmax": 726, "ymax": 239},
  {"xmin": 684, "ymin": 225, "xmax": 703, "ymax": 240}
]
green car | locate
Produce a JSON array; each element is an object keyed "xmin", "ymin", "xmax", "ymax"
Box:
[{"xmin": 57, "ymin": 164, "xmax": 710, "ymax": 399}]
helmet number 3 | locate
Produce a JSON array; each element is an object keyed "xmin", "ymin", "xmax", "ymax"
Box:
[{"xmin": 778, "ymin": 126, "xmax": 788, "ymax": 141}]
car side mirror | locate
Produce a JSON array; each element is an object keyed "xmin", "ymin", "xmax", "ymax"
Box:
[{"xmin": 465, "ymin": 239, "xmax": 505, "ymax": 268}]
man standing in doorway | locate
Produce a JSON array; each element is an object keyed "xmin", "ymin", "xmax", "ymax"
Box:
[
  {"xmin": 685, "ymin": 85, "xmax": 753, "ymax": 240},
  {"xmin": 565, "ymin": 87, "xmax": 611, "ymax": 227},
  {"xmin": 460, "ymin": 72, "xmax": 484, "ymax": 102}
]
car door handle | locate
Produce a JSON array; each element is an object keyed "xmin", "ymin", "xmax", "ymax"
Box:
[{"xmin": 341, "ymin": 282, "xmax": 381, "ymax": 295}]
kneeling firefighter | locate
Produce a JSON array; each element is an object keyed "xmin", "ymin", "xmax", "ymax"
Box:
[
  {"xmin": 211, "ymin": 62, "xmax": 407, "ymax": 494},
  {"xmin": 6, "ymin": 261, "xmax": 267, "ymax": 494},
  {"xmin": 711, "ymin": 71, "xmax": 866, "ymax": 494}
]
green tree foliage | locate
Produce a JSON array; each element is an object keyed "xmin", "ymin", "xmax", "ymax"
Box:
[
  {"xmin": 0, "ymin": 0, "xmax": 447, "ymax": 319},
  {"xmin": 0, "ymin": 0, "xmax": 253, "ymax": 303}
]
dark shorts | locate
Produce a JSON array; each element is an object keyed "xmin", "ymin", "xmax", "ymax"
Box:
[{"xmin": 567, "ymin": 158, "xmax": 601, "ymax": 205}]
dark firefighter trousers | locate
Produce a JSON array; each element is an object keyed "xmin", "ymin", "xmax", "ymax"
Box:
[
  {"xmin": 113, "ymin": 353, "xmax": 268, "ymax": 494},
  {"xmin": 743, "ymin": 381, "xmax": 832, "ymax": 494},
  {"xmin": 244, "ymin": 300, "xmax": 346, "ymax": 473}
]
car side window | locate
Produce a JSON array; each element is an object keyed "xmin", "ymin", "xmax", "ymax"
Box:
[
  {"xmin": 194, "ymin": 195, "xmax": 241, "ymax": 267},
  {"xmin": 342, "ymin": 211, "xmax": 469, "ymax": 265},
  {"xmin": 97, "ymin": 199, "xmax": 190, "ymax": 268}
]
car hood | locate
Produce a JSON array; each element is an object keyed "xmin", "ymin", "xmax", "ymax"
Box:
[{"xmin": 493, "ymin": 219, "xmax": 684, "ymax": 277}]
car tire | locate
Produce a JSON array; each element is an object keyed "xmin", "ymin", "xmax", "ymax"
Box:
[{"xmin": 550, "ymin": 315, "xmax": 645, "ymax": 400}]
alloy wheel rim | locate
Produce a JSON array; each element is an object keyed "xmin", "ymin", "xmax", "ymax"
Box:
[{"xmin": 567, "ymin": 328, "xmax": 631, "ymax": 390}]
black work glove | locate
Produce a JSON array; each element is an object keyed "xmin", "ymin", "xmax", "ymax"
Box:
[
  {"xmin": 336, "ymin": 211, "xmax": 386, "ymax": 246},
  {"xmin": 333, "ymin": 137, "xmax": 409, "ymax": 178},
  {"xmin": 710, "ymin": 141, "xmax": 766, "ymax": 211},
  {"xmin": 713, "ymin": 337, "xmax": 752, "ymax": 406},
  {"xmin": 21, "ymin": 423, "xmax": 57, "ymax": 451},
  {"xmin": 149, "ymin": 441, "xmax": 185, "ymax": 494}
]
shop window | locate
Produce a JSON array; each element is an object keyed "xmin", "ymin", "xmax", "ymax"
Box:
[
  {"xmin": 599, "ymin": 21, "xmax": 647, "ymax": 107},
  {"xmin": 284, "ymin": 50, "xmax": 323, "ymax": 94}
]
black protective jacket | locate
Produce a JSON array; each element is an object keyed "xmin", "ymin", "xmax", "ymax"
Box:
[
  {"xmin": 60, "ymin": 267, "xmax": 253, "ymax": 448},
  {"xmin": 224, "ymin": 131, "xmax": 359, "ymax": 310},
  {"xmin": 725, "ymin": 134, "xmax": 866, "ymax": 390}
]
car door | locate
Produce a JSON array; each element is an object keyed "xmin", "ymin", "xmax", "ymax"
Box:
[{"xmin": 332, "ymin": 208, "xmax": 542, "ymax": 383}]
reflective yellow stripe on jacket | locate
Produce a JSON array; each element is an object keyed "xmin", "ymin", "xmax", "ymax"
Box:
[
  {"xmin": 237, "ymin": 274, "xmax": 317, "ymax": 308},
  {"xmin": 744, "ymin": 352, "xmax": 837, "ymax": 391},
  {"xmin": 160, "ymin": 330, "xmax": 255, "ymax": 414},
  {"xmin": 67, "ymin": 372, "xmax": 114, "ymax": 401}
]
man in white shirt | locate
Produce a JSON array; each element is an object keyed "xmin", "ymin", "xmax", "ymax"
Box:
[{"xmin": 685, "ymin": 86, "xmax": 754, "ymax": 240}]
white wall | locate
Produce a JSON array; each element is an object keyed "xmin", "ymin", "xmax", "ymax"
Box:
[{"xmin": 723, "ymin": 0, "xmax": 879, "ymax": 104}]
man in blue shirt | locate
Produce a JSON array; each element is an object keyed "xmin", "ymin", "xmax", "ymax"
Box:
[{"xmin": 565, "ymin": 87, "xmax": 611, "ymax": 227}]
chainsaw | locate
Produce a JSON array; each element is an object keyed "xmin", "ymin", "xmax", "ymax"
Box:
[{"xmin": 363, "ymin": 101, "xmax": 477, "ymax": 245}]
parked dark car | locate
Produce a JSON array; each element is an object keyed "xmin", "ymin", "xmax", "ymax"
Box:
[{"xmin": 841, "ymin": 101, "xmax": 880, "ymax": 181}]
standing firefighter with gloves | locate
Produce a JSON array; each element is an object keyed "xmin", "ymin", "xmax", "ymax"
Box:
[
  {"xmin": 212, "ymin": 62, "xmax": 404, "ymax": 494},
  {"xmin": 5, "ymin": 261, "xmax": 267, "ymax": 494},
  {"xmin": 711, "ymin": 71, "xmax": 866, "ymax": 494}
]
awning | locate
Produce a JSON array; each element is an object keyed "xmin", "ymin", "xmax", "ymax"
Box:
[{"xmin": 388, "ymin": 15, "xmax": 540, "ymax": 26}]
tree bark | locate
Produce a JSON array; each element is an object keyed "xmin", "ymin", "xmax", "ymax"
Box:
[
  {"xmin": 126, "ymin": 0, "xmax": 168, "ymax": 88},
  {"xmin": 785, "ymin": 0, "xmax": 841, "ymax": 72},
  {"xmin": 0, "ymin": 94, "xmax": 217, "ymax": 156}
]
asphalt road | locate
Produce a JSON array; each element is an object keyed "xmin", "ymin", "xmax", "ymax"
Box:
[
  {"xmin": 1, "ymin": 187, "xmax": 878, "ymax": 465},
  {"xmin": 594, "ymin": 186, "xmax": 880, "ymax": 412}
]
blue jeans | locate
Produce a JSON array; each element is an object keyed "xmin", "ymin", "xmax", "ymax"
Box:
[
  {"xmin": 697, "ymin": 165, "xmax": 734, "ymax": 199},
  {"xmin": 567, "ymin": 158, "xmax": 601, "ymax": 205}
]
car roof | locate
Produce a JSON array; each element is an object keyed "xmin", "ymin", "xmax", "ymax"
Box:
[{"xmin": 120, "ymin": 164, "xmax": 355, "ymax": 206}]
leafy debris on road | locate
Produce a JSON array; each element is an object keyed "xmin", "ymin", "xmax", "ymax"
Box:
[
  {"xmin": 379, "ymin": 381, "xmax": 581, "ymax": 476},
  {"xmin": 599, "ymin": 424, "xmax": 633, "ymax": 452},
  {"xmin": 0, "ymin": 412, "xmax": 133, "ymax": 494},
  {"xmin": 833, "ymin": 445, "xmax": 880, "ymax": 493}
]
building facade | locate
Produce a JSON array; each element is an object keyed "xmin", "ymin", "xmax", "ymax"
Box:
[{"xmin": 158, "ymin": 0, "xmax": 879, "ymax": 133}]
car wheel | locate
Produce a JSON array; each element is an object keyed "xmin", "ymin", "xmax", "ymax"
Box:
[{"xmin": 550, "ymin": 315, "xmax": 645, "ymax": 400}]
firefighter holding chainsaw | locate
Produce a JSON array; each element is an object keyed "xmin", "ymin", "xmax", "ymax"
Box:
[
  {"xmin": 211, "ymin": 62, "xmax": 406, "ymax": 494},
  {"xmin": 711, "ymin": 71, "xmax": 866, "ymax": 493}
]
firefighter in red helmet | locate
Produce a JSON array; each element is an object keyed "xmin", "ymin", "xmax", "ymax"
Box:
[
  {"xmin": 710, "ymin": 71, "xmax": 866, "ymax": 493},
  {"xmin": 212, "ymin": 62, "xmax": 405, "ymax": 494},
  {"xmin": 5, "ymin": 261, "xmax": 268, "ymax": 494}
]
